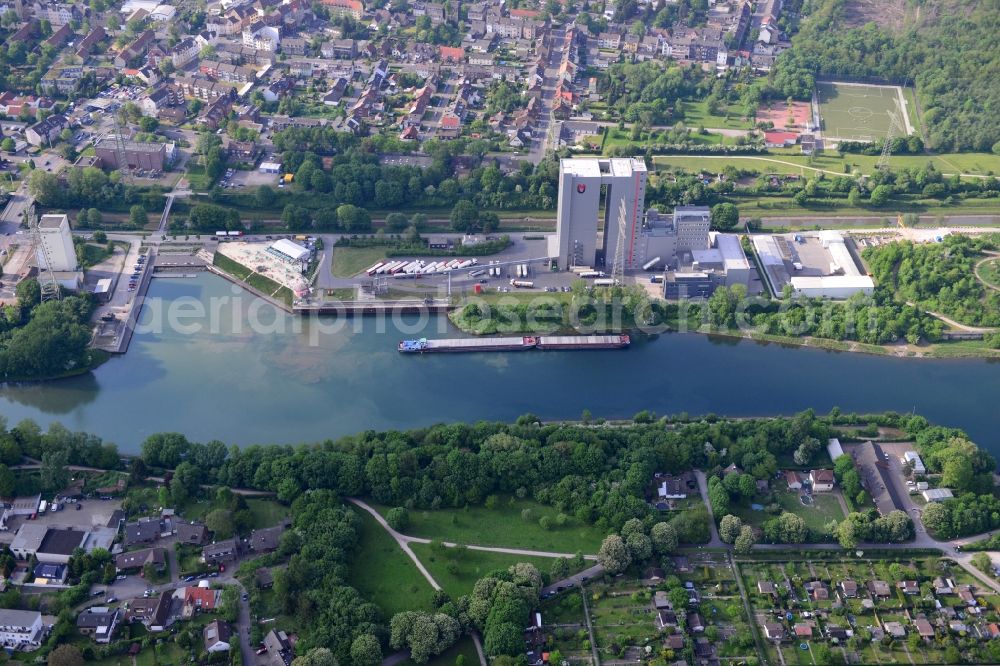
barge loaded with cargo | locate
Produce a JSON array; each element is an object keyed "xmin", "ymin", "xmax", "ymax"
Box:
[{"xmin": 398, "ymin": 335, "xmax": 629, "ymax": 353}]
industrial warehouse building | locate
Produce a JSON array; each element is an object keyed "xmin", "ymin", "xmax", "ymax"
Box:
[{"xmin": 752, "ymin": 230, "xmax": 874, "ymax": 299}]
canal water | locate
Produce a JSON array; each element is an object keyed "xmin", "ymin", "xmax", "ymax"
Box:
[{"xmin": 1, "ymin": 274, "xmax": 998, "ymax": 456}]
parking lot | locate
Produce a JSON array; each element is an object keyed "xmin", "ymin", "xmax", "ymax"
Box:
[{"xmin": 0, "ymin": 497, "xmax": 123, "ymax": 545}]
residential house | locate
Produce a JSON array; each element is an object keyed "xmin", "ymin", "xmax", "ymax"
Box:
[
  {"xmin": 653, "ymin": 591, "xmax": 670, "ymax": 610},
  {"xmin": 805, "ymin": 581, "xmax": 829, "ymax": 601},
  {"xmin": 0, "ymin": 609, "xmax": 44, "ymax": 650},
  {"xmin": 283, "ymin": 37, "xmax": 307, "ymax": 55},
  {"xmin": 757, "ymin": 581, "xmax": 776, "ymax": 595},
  {"xmin": 76, "ymin": 607, "xmax": 122, "ymax": 643},
  {"xmin": 784, "ymin": 471, "xmax": 803, "ymax": 490},
  {"xmin": 868, "ymin": 580, "xmax": 891, "ymax": 598},
  {"xmin": 262, "ymin": 629, "xmax": 294, "ymax": 666},
  {"xmin": 764, "ymin": 131, "xmax": 799, "ymax": 148},
  {"xmin": 686, "ymin": 612, "xmax": 705, "ymax": 633},
  {"xmin": 914, "ymin": 617, "xmax": 935, "ymax": 639},
  {"xmin": 204, "ymin": 619, "xmax": 232, "ymax": 652},
  {"xmin": 933, "ymin": 577, "xmax": 954, "ymax": 595},
  {"xmin": 115, "ymin": 547, "xmax": 167, "ymax": 572},
  {"xmin": 33, "ymin": 562, "xmax": 67, "ymax": 583},
  {"xmin": 202, "ymin": 538, "xmax": 242, "ymax": 563},
  {"xmin": 175, "ymin": 521, "xmax": 209, "ymax": 545},
  {"xmin": 183, "ymin": 586, "xmax": 221, "ymax": 616},
  {"xmin": 25, "ymin": 114, "xmax": 68, "ymax": 147},
  {"xmin": 810, "ymin": 469, "xmax": 835, "ymax": 492},
  {"xmin": 114, "ymin": 29, "xmax": 155, "ymax": 68},
  {"xmin": 171, "ymin": 37, "xmax": 200, "ymax": 68},
  {"xmin": 243, "ymin": 22, "xmax": 280, "ymax": 51},
  {"xmin": 956, "ymin": 585, "xmax": 977, "ymax": 606},
  {"xmin": 256, "ymin": 568, "xmax": 274, "ymax": 589},
  {"xmin": 898, "ymin": 580, "xmax": 919, "ymax": 595},
  {"xmin": 125, "ymin": 591, "xmax": 172, "ymax": 632},
  {"xmin": 657, "ymin": 609, "xmax": 678, "ymax": 630},
  {"xmin": 763, "ymin": 622, "xmax": 785, "ymax": 641},
  {"xmin": 884, "ymin": 621, "xmax": 906, "ymax": 638},
  {"xmin": 840, "ymin": 580, "xmax": 858, "ymax": 598},
  {"xmin": 322, "ymin": 38, "xmax": 356, "ymax": 59},
  {"xmin": 793, "ymin": 623, "xmax": 814, "ymax": 639},
  {"xmin": 323, "ymin": 0, "xmax": 363, "ymax": 20}
]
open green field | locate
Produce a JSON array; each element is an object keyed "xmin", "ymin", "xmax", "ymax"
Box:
[
  {"xmin": 180, "ymin": 496, "xmax": 289, "ymax": 532},
  {"xmin": 681, "ymin": 98, "xmax": 751, "ymax": 130},
  {"xmin": 375, "ymin": 498, "xmax": 605, "ymax": 552},
  {"xmin": 331, "ymin": 246, "xmax": 387, "ymax": 278},
  {"xmin": 412, "ymin": 542, "xmax": 575, "ymax": 599},
  {"xmin": 653, "ymin": 150, "xmax": 1000, "ymax": 177},
  {"xmin": 977, "ymin": 257, "xmax": 1000, "ymax": 290},
  {"xmin": 818, "ymin": 81, "xmax": 905, "ymax": 142},
  {"xmin": 731, "ymin": 489, "xmax": 845, "ymax": 535},
  {"xmin": 400, "ymin": 636, "xmax": 479, "ymax": 666},
  {"xmin": 349, "ymin": 510, "xmax": 435, "ymax": 618}
]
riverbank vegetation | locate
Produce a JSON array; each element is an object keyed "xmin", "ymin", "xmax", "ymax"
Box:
[
  {"xmin": 0, "ymin": 409, "xmax": 994, "ymax": 662},
  {"xmin": 0, "ymin": 279, "xmax": 103, "ymax": 382},
  {"xmin": 863, "ymin": 233, "xmax": 1000, "ymax": 328}
]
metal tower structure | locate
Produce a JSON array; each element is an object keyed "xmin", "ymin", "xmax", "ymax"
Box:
[
  {"xmin": 610, "ymin": 197, "xmax": 628, "ymax": 286},
  {"xmin": 112, "ymin": 111, "xmax": 132, "ymax": 185},
  {"xmin": 876, "ymin": 110, "xmax": 904, "ymax": 172},
  {"xmin": 28, "ymin": 205, "xmax": 61, "ymax": 302}
]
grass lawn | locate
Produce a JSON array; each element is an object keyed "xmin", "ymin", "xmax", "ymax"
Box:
[
  {"xmin": 246, "ymin": 498, "xmax": 291, "ymax": 529},
  {"xmin": 374, "ymin": 498, "xmax": 605, "ymax": 553},
  {"xmin": 732, "ymin": 490, "xmax": 845, "ymax": 535},
  {"xmin": 977, "ymin": 258, "xmax": 1000, "ymax": 290},
  {"xmin": 681, "ymin": 98, "xmax": 752, "ymax": 130},
  {"xmin": 331, "ymin": 246, "xmax": 387, "ymax": 278},
  {"xmin": 412, "ymin": 542, "xmax": 580, "ymax": 599},
  {"xmin": 180, "ymin": 496, "xmax": 288, "ymax": 531},
  {"xmin": 349, "ymin": 510, "xmax": 436, "ymax": 618},
  {"xmin": 653, "ymin": 150, "xmax": 1000, "ymax": 178}
]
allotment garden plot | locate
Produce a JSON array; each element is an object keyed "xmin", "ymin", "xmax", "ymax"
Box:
[{"xmin": 817, "ymin": 82, "xmax": 912, "ymax": 142}]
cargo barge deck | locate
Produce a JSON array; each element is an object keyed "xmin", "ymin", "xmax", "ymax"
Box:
[{"xmin": 398, "ymin": 334, "xmax": 629, "ymax": 353}]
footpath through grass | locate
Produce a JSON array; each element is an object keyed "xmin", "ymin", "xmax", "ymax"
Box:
[
  {"xmin": 349, "ymin": 510, "xmax": 436, "ymax": 618},
  {"xmin": 412, "ymin": 543, "xmax": 578, "ymax": 599},
  {"xmin": 375, "ymin": 497, "xmax": 605, "ymax": 553}
]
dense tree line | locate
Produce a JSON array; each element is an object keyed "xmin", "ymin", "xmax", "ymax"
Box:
[
  {"xmin": 921, "ymin": 494, "xmax": 1000, "ymax": 540},
  {"xmin": 28, "ymin": 168, "xmax": 164, "ymax": 223},
  {"xmin": 771, "ymin": 0, "xmax": 1000, "ymax": 151},
  {"xmin": 702, "ymin": 281, "xmax": 942, "ymax": 345},
  {"xmin": 0, "ymin": 280, "xmax": 97, "ymax": 381},
  {"xmin": 864, "ymin": 234, "xmax": 1000, "ymax": 329}
]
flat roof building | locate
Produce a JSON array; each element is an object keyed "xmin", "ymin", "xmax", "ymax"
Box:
[
  {"xmin": 554, "ymin": 157, "xmax": 647, "ymax": 270},
  {"xmin": 37, "ymin": 214, "xmax": 77, "ymax": 272},
  {"xmin": 94, "ymin": 138, "xmax": 166, "ymax": 172},
  {"xmin": 922, "ymin": 488, "xmax": 954, "ymax": 503},
  {"xmin": 0, "ymin": 609, "xmax": 44, "ymax": 651}
]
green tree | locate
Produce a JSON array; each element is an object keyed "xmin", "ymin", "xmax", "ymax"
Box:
[
  {"xmin": 129, "ymin": 205, "xmax": 148, "ymax": 228},
  {"xmin": 40, "ymin": 449, "xmax": 69, "ymax": 492},
  {"xmin": 386, "ymin": 507, "xmax": 410, "ymax": 531},
  {"xmin": 650, "ymin": 522, "xmax": 678, "ymax": 554},
  {"xmin": 733, "ymin": 525, "xmax": 756, "ymax": 554},
  {"xmin": 255, "ymin": 185, "xmax": 276, "ymax": 208},
  {"xmin": 385, "ymin": 212, "xmax": 409, "ymax": 231},
  {"xmin": 869, "ymin": 185, "xmax": 892, "ymax": 206},
  {"xmin": 48, "ymin": 645, "xmax": 84, "ymax": 666},
  {"xmin": 710, "ymin": 202, "xmax": 739, "ymax": 231},
  {"xmin": 204, "ymin": 509, "xmax": 234, "ymax": 539},
  {"xmin": 336, "ymin": 204, "xmax": 371, "ymax": 232},
  {"xmin": 719, "ymin": 514, "xmax": 742, "ymax": 544},
  {"xmin": 350, "ymin": 634, "xmax": 382, "ymax": 666},
  {"xmin": 450, "ymin": 199, "xmax": 479, "ymax": 232},
  {"xmin": 0, "ymin": 138, "xmax": 14, "ymax": 152},
  {"xmin": 597, "ymin": 534, "xmax": 631, "ymax": 574}
]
